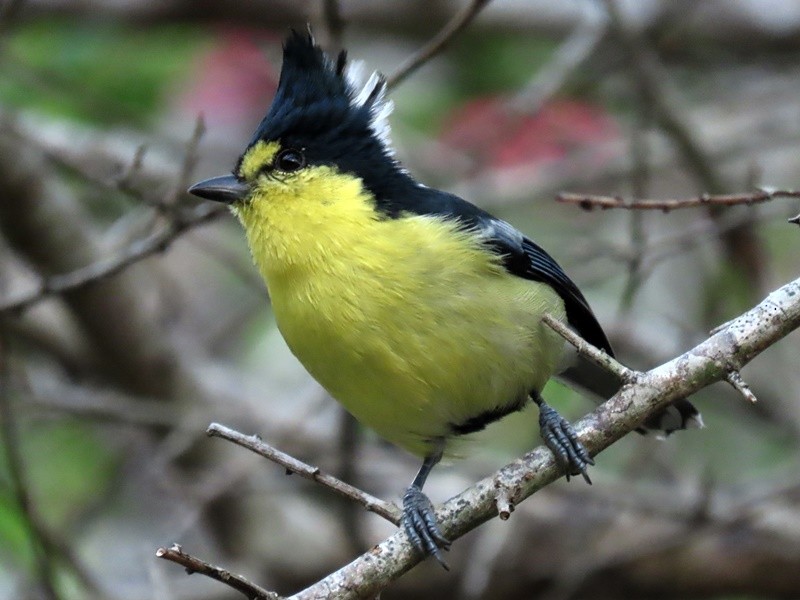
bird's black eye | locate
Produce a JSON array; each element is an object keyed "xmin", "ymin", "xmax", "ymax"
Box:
[{"xmin": 275, "ymin": 148, "xmax": 306, "ymax": 172}]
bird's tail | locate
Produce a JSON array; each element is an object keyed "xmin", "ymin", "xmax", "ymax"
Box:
[{"xmin": 557, "ymin": 354, "xmax": 704, "ymax": 436}]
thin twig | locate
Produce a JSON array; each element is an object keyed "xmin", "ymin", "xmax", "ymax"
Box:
[
  {"xmin": 386, "ymin": 0, "xmax": 492, "ymax": 89},
  {"xmin": 156, "ymin": 544, "xmax": 280, "ymax": 600},
  {"xmin": 0, "ymin": 203, "xmax": 225, "ymax": 314},
  {"xmin": 726, "ymin": 370, "xmax": 758, "ymax": 404},
  {"xmin": 165, "ymin": 115, "xmax": 205, "ymax": 210},
  {"xmin": 206, "ymin": 423, "xmax": 402, "ymax": 525},
  {"xmin": 507, "ymin": 0, "xmax": 608, "ymax": 115},
  {"xmin": 541, "ymin": 314, "xmax": 637, "ymax": 383},
  {"xmin": 557, "ymin": 189, "xmax": 800, "ymax": 212}
]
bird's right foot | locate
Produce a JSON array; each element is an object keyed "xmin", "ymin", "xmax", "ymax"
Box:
[
  {"xmin": 537, "ymin": 399, "xmax": 594, "ymax": 484},
  {"xmin": 402, "ymin": 485, "xmax": 451, "ymax": 569}
]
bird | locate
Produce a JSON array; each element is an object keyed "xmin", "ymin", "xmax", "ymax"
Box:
[{"xmin": 188, "ymin": 30, "xmax": 702, "ymax": 567}]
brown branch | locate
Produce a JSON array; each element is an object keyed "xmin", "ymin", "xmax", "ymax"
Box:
[
  {"xmin": 557, "ymin": 189, "xmax": 800, "ymax": 212},
  {"xmin": 0, "ymin": 203, "xmax": 224, "ymax": 314},
  {"xmin": 206, "ymin": 423, "xmax": 402, "ymax": 525},
  {"xmin": 156, "ymin": 544, "xmax": 280, "ymax": 600},
  {"xmin": 385, "ymin": 0, "xmax": 492, "ymax": 89}
]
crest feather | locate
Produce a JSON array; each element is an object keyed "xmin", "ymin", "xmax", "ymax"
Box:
[{"xmin": 249, "ymin": 30, "xmax": 394, "ymax": 155}]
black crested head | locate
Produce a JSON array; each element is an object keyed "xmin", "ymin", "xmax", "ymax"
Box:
[{"xmin": 245, "ymin": 30, "xmax": 416, "ymax": 212}]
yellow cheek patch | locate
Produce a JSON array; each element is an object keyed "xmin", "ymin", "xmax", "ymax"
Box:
[{"xmin": 239, "ymin": 140, "xmax": 281, "ymax": 180}]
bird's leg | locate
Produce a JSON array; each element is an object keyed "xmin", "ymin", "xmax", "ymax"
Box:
[
  {"xmin": 402, "ymin": 444, "xmax": 451, "ymax": 569},
  {"xmin": 532, "ymin": 391, "xmax": 594, "ymax": 484}
]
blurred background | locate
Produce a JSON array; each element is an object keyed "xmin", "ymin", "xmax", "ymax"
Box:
[{"xmin": 1, "ymin": 0, "xmax": 800, "ymax": 598}]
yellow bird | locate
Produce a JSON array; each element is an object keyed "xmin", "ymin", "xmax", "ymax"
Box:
[{"xmin": 189, "ymin": 31, "xmax": 701, "ymax": 566}]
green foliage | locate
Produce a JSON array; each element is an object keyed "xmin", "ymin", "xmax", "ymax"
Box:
[
  {"xmin": 0, "ymin": 492, "xmax": 34, "ymax": 569},
  {"xmin": 451, "ymin": 32, "xmax": 559, "ymax": 96},
  {"xmin": 0, "ymin": 19, "xmax": 202, "ymax": 125},
  {"xmin": 0, "ymin": 418, "xmax": 118, "ymax": 570},
  {"xmin": 396, "ymin": 33, "xmax": 560, "ymax": 134}
]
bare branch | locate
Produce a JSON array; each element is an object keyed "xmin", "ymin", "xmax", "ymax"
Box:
[
  {"xmin": 286, "ymin": 276, "xmax": 800, "ymax": 599},
  {"xmin": 206, "ymin": 423, "xmax": 402, "ymax": 525},
  {"xmin": 0, "ymin": 203, "xmax": 224, "ymax": 314},
  {"xmin": 507, "ymin": 0, "xmax": 608, "ymax": 115},
  {"xmin": 557, "ymin": 189, "xmax": 800, "ymax": 212},
  {"xmin": 386, "ymin": 0, "xmax": 492, "ymax": 89},
  {"xmin": 156, "ymin": 544, "xmax": 280, "ymax": 600},
  {"xmin": 541, "ymin": 314, "xmax": 637, "ymax": 383},
  {"xmin": 726, "ymin": 370, "xmax": 758, "ymax": 404},
  {"xmin": 164, "ymin": 115, "xmax": 205, "ymax": 210}
]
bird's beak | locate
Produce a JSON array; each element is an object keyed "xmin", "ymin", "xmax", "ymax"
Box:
[{"xmin": 188, "ymin": 175, "xmax": 250, "ymax": 204}]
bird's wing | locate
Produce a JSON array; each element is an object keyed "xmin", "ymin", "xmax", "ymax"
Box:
[
  {"xmin": 474, "ymin": 216, "xmax": 614, "ymax": 356},
  {"xmin": 401, "ymin": 188, "xmax": 613, "ymax": 356}
]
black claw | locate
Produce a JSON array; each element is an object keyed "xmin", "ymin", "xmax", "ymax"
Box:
[
  {"xmin": 402, "ymin": 485, "xmax": 450, "ymax": 569},
  {"xmin": 538, "ymin": 401, "xmax": 593, "ymax": 484}
]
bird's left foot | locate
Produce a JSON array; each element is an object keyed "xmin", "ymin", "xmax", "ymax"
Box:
[
  {"xmin": 537, "ymin": 400, "xmax": 594, "ymax": 484},
  {"xmin": 402, "ymin": 485, "xmax": 451, "ymax": 569}
]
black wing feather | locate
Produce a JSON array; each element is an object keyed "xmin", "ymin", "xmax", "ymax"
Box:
[{"xmin": 510, "ymin": 237, "xmax": 613, "ymax": 356}]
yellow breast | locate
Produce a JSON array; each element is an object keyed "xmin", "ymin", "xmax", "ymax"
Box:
[{"xmin": 234, "ymin": 172, "xmax": 566, "ymax": 456}]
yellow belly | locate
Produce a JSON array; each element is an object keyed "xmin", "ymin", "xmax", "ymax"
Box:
[{"xmin": 261, "ymin": 215, "xmax": 566, "ymax": 457}]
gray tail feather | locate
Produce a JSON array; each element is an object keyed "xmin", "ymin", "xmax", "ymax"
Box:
[{"xmin": 556, "ymin": 355, "xmax": 704, "ymax": 436}]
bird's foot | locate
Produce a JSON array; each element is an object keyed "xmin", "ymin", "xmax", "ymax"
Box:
[
  {"xmin": 402, "ymin": 485, "xmax": 450, "ymax": 569},
  {"xmin": 538, "ymin": 400, "xmax": 594, "ymax": 484}
]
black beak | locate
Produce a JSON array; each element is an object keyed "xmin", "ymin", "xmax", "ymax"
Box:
[{"xmin": 188, "ymin": 175, "xmax": 249, "ymax": 204}]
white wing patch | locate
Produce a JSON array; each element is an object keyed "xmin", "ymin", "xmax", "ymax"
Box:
[
  {"xmin": 345, "ymin": 60, "xmax": 395, "ymax": 154},
  {"xmin": 478, "ymin": 218, "xmax": 525, "ymax": 248}
]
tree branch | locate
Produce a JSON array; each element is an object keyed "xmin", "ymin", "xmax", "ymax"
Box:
[
  {"xmin": 0, "ymin": 203, "xmax": 224, "ymax": 315},
  {"xmin": 541, "ymin": 314, "xmax": 636, "ymax": 383},
  {"xmin": 156, "ymin": 544, "xmax": 280, "ymax": 600},
  {"xmin": 206, "ymin": 423, "xmax": 402, "ymax": 525},
  {"xmin": 557, "ymin": 189, "xmax": 800, "ymax": 212},
  {"xmin": 386, "ymin": 0, "xmax": 492, "ymax": 89}
]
